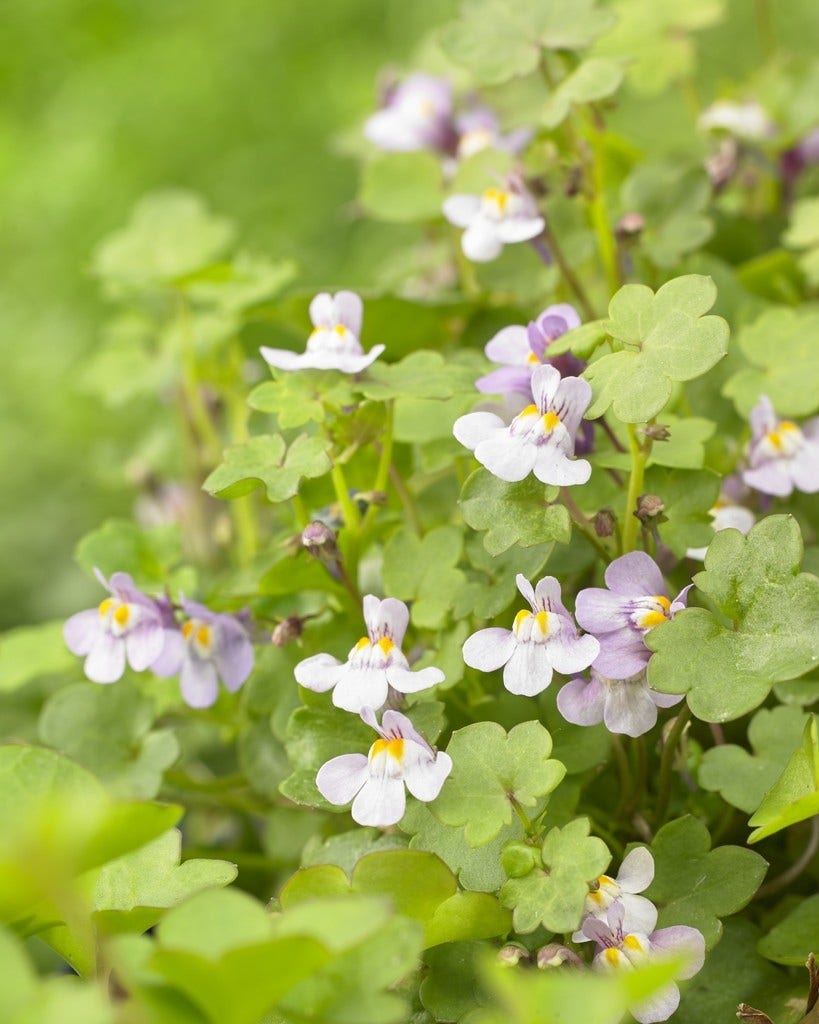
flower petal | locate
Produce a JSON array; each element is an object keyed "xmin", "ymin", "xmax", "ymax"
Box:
[
  {"xmin": 474, "ymin": 433, "xmax": 537, "ymax": 481},
  {"xmin": 453, "ymin": 411, "xmax": 506, "ymax": 451},
  {"xmin": 485, "ymin": 324, "xmax": 530, "ymax": 365},
  {"xmin": 547, "ymin": 630, "xmax": 600, "ymax": 676},
  {"xmin": 462, "ymin": 628, "xmax": 517, "ymax": 672},
  {"xmin": 462, "ymin": 219, "xmax": 503, "ymax": 262},
  {"xmin": 332, "ymin": 667, "xmax": 389, "ymax": 712},
  {"xmin": 496, "ymin": 216, "xmax": 545, "ymax": 243},
  {"xmin": 180, "ymin": 657, "xmax": 219, "ymax": 708},
  {"xmin": 64, "ymin": 609, "xmax": 101, "ymax": 656},
  {"xmin": 649, "ymin": 926, "xmax": 705, "ymax": 979},
  {"xmin": 476, "ymin": 365, "xmax": 533, "ymax": 396},
  {"xmin": 214, "ymin": 620, "xmax": 254, "ymax": 691},
  {"xmin": 617, "ymin": 847, "xmax": 654, "ymax": 893},
  {"xmin": 532, "ymin": 447, "xmax": 591, "ymax": 487},
  {"xmin": 295, "ymin": 653, "xmax": 343, "ymax": 693},
  {"xmin": 742, "ymin": 461, "xmax": 794, "ymax": 497},
  {"xmin": 592, "ymin": 632, "xmax": 651, "ymax": 681},
  {"xmin": 631, "ymin": 984, "xmax": 681, "ymax": 1024},
  {"xmin": 574, "ymin": 588, "xmax": 632, "ymax": 634},
  {"xmin": 443, "ymin": 194, "xmax": 481, "ymax": 228},
  {"xmin": 620, "ymin": 893, "xmax": 659, "ymax": 936},
  {"xmin": 603, "ymin": 678, "xmax": 659, "ymax": 737},
  {"xmin": 502, "ymin": 642, "xmax": 553, "ymax": 696},
  {"xmin": 364, "ymin": 596, "xmax": 409, "ymax": 646},
  {"xmin": 150, "ymin": 628, "xmax": 185, "ymax": 677},
  {"xmin": 604, "ymin": 551, "xmax": 667, "ymax": 598},
  {"xmin": 556, "ymin": 675, "xmax": 606, "ymax": 726},
  {"xmin": 351, "ymin": 776, "xmax": 407, "ymax": 826},
  {"xmin": 385, "ymin": 664, "xmax": 444, "ymax": 694},
  {"xmin": 403, "ymin": 750, "xmax": 453, "ymax": 802},
  {"xmin": 125, "ymin": 621, "xmax": 166, "ymax": 672},
  {"xmin": 316, "ymin": 753, "xmax": 369, "ymax": 806},
  {"xmin": 85, "ymin": 632, "xmax": 126, "ymax": 684},
  {"xmin": 332, "ymin": 291, "xmax": 364, "ymax": 337}
]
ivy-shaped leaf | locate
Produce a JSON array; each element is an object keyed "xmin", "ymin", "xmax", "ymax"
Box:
[
  {"xmin": 459, "ymin": 469, "xmax": 571, "ymax": 556},
  {"xmin": 643, "ymin": 466, "xmax": 721, "ymax": 557},
  {"xmin": 758, "ymin": 895, "xmax": 819, "ymax": 967},
  {"xmin": 439, "ymin": 0, "xmax": 616, "ymax": 86},
  {"xmin": 698, "ymin": 705, "xmax": 809, "ymax": 814},
  {"xmin": 357, "ymin": 350, "xmax": 456, "ymax": 402},
  {"xmin": 281, "ymin": 850, "xmax": 511, "ymax": 948},
  {"xmin": 748, "ymin": 716, "xmax": 819, "ymax": 843},
  {"xmin": 248, "ymin": 370, "xmax": 356, "ymax": 428},
  {"xmin": 382, "ymin": 526, "xmax": 465, "ymax": 629},
  {"xmin": 499, "ymin": 817, "xmax": 610, "ymax": 933},
  {"xmin": 39, "ymin": 682, "xmax": 179, "ymax": 799},
  {"xmin": 431, "ymin": 721, "xmax": 566, "ymax": 846},
  {"xmin": 584, "ymin": 275, "xmax": 729, "ymax": 423},
  {"xmin": 203, "ymin": 434, "xmax": 332, "ymax": 502},
  {"xmin": 723, "ymin": 307, "xmax": 819, "ymax": 418},
  {"xmin": 0, "ymin": 621, "xmax": 75, "ymax": 692},
  {"xmin": 541, "ymin": 59, "xmax": 625, "ymax": 129},
  {"xmin": 594, "ymin": 415, "xmax": 717, "ymax": 472},
  {"xmin": 647, "ymin": 515, "xmax": 819, "ymax": 722},
  {"xmin": 645, "ymin": 816, "xmax": 768, "ymax": 948}
]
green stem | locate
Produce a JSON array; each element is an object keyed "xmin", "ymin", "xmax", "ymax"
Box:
[
  {"xmin": 756, "ymin": 816, "xmax": 819, "ymax": 899},
  {"xmin": 330, "ymin": 462, "xmax": 362, "ymax": 532},
  {"xmin": 654, "ymin": 705, "xmax": 692, "ymax": 823},
  {"xmin": 389, "ymin": 463, "xmax": 423, "ymax": 535},
  {"xmin": 363, "ymin": 401, "xmax": 394, "ymax": 532},
  {"xmin": 585, "ymin": 815, "xmax": 625, "ymax": 858},
  {"xmin": 452, "ymin": 226, "xmax": 480, "ymax": 297},
  {"xmin": 560, "ymin": 487, "xmax": 612, "ymax": 562},
  {"xmin": 177, "ymin": 295, "xmax": 222, "ymax": 466},
  {"xmin": 226, "ymin": 342, "xmax": 258, "ymax": 565},
  {"xmin": 612, "ymin": 734, "xmax": 634, "ymax": 818},
  {"xmin": 586, "ymin": 121, "xmax": 621, "ymax": 297},
  {"xmin": 542, "ymin": 221, "xmax": 597, "ymax": 321},
  {"xmin": 621, "ymin": 424, "xmax": 651, "ymax": 553},
  {"xmin": 291, "ymin": 493, "xmax": 310, "ymax": 530},
  {"xmin": 510, "ymin": 796, "xmax": 535, "ymax": 837}
]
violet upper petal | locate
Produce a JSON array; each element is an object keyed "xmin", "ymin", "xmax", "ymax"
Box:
[{"xmin": 604, "ymin": 551, "xmax": 667, "ymax": 598}]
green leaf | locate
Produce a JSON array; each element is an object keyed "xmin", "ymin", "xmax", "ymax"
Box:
[
  {"xmin": 723, "ymin": 307, "xmax": 819, "ymax": 418},
  {"xmin": 584, "ymin": 275, "xmax": 729, "ymax": 422},
  {"xmin": 440, "ymin": 0, "xmax": 616, "ymax": 86},
  {"xmin": 456, "ymin": 536, "xmax": 552, "ymax": 619},
  {"xmin": 783, "ymin": 195, "xmax": 819, "ymax": 287},
  {"xmin": 180, "ymin": 252, "xmax": 297, "ymax": 312},
  {"xmin": 432, "ymin": 721, "xmax": 566, "ymax": 846},
  {"xmin": 75, "ymin": 519, "xmax": 192, "ymax": 591},
  {"xmin": 382, "ymin": 526, "xmax": 465, "ymax": 628},
  {"xmin": 620, "ymin": 161, "xmax": 713, "ymax": 269},
  {"xmin": 203, "ymin": 433, "xmax": 332, "ymax": 502},
  {"xmin": 357, "ymin": 350, "xmax": 456, "ymax": 401},
  {"xmin": 757, "ymin": 894, "xmax": 819, "ymax": 966},
  {"xmin": 674, "ymin": 919, "xmax": 793, "ymax": 1024},
  {"xmin": 645, "ymin": 816, "xmax": 768, "ymax": 947},
  {"xmin": 0, "ymin": 925, "xmax": 37, "ymax": 1019},
  {"xmin": 459, "ymin": 469, "xmax": 570, "ymax": 556},
  {"xmin": 748, "ymin": 716, "xmax": 819, "ymax": 843},
  {"xmin": 648, "ymin": 515, "xmax": 819, "ymax": 722},
  {"xmin": 500, "ymin": 817, "xmax": 610, "ymax": 933},
  {"xmin": 150, "ymin": 889, "xmax": 333, "ymax": 1024},
  {"xmin": 248, "ymin": 370, "xmax": 356, "ymax": 428},
  {"xmin": 698, "ymin": 705, "xmax": 809, "ymax": 814},
  {"xmin": 359, "ymin": 152, "xmax": 443, "ymax": 223},
  {"xmin": 39, "ymin": 682, "xmax": 179, "ymax": 799},
  {"xmin": 542, "ymin": 59, "xmax": 624, "ymax": 128},
  {"xmin": 420, "ymin": 942, "xmax": 488, "ymax": 1022},
  {"xmin": 92, "ymin": 190, "xmax": 234, "ymax": 290},
  {"xmin": 0, "ymin": 620, "xmax": 75, "ymax": 692},
  {"xmin": 546, "ymin": 318, "xmax": 609, "ymax": 358},
  {"xmin": 594, "ymin": 416, "xmax": 716, "ymax": 472},
  {"xmin": 92, "ymin": 829, "xmax": 237, "ymax": 936},
  {"xmin": 401, "ymin": 800, "xmax": 522, "ymax": 893}
]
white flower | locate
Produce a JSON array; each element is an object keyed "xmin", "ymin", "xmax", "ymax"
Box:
[
  {"xmin": 686, "ymin": 501, "xmax": 755, "ymax": 561},
  {"xmin": 260, "ymin": 291, "xmax": 384, "ymax": 374},
  {"xmin": 462, "ymin": 574, "xmax": 599, "ymax": 697},
  {"xmin": 443, "ymin": 182, "xmax": 544, "ymax": 262},
  {"xmin": 316, "ymin": 708, "xmax": 453, "ymax": 827},
  {"xmin": 573, "ymin": 847, "xmax": 658, "ymax": 939},
  {"xmin": 697, "ymin": 100, "xmax": 775, "ymax": 141},
  {"xmin": 294, "ymin": 595, "xmax": 444, "ymax": 713},
  {"xmin": 454, "ymin": 364, "xmax": 592, "ymax": 486}
]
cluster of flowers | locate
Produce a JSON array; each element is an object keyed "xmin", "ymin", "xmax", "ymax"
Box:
[
  {"xmin": 63, "ymin": 569, "xmax": 253, "ymax": 708},
  {"xmin": 559, "ymin": 848, "xmax": 705, "ymax": 1024}
]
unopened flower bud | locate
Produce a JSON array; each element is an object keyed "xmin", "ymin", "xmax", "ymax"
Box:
[
  {"xmin": 594, "ymin": 508, "xmax": 616, "ymax": 538},
  {"xmin": 641, "ymin": 423, "xmax": 671, "ymax": 442},
  {"xmin": 302, "ymin": 521, "xmax": 338, "ymax": 559},
  {"xmin": 536, "ymin": 943, "xmax": 584, "ymax": 970},
  {"xmin": 271, "ymin": 616, "xmax": 303, "ymax": 647},
  {"xmin": 497, "ymin": 943, "xmax": 530, "ymax": 967},
  {"xmin": 616, "ymin": 212, "xmax": 645, "ymax": 238},
  {"xmin": 635, "ymin": 494, "xmax": 666, "ymax": 525}
]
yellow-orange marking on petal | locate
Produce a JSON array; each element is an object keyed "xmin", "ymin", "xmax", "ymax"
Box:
[
  {"xmin": 371, "ymin": 737, "xmax": 405, "ymax": 761},
  {"xmin": 542, "ymin": 411, "xmax": 561, "ymax": 431},
  {"xmin": 98, "ymin": 598, "xmax": 115, "ymax": 618},
  {"xmin": 513, "ymin": 609, "xmax": 532, "ymax": 632},
  {"xmin": 354, "ymin": 636, "xmax": 371, "ymax": 652},
  {"xmin": 113, "ymin": 604, "xmax": 131, "ymax": 627},
  {"xmin": 182, "ymin": 621, "xmax": 195, "ymax": 639},
  {"xmin": 376, "ymin": 636, "xmax": 395, "ymax": 655}
]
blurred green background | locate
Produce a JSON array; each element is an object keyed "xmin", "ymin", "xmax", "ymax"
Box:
[{"xmin": 0, "ymin": 0, "xmax": 455, "ymax": 629}]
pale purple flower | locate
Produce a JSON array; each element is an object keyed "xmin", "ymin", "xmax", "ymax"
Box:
[
  {"xmin": 316, "ymin": 707, "xmax": 452, "ymax": 827},
  {"xmin": 294, "ymin": 595, "xmax": 445, "ymax": 713},
  {"xmin": 781, "ymin": 125, "xmax": 819, "ymax": 184},
  {"xmin": 151, "ymin": 600, "xmax": 254, "ymax": 708},
  {"xmin": 558, "ymin": 668, "xmax": 683, "ymax": 738},
  {"xmin": 453, "ymin": 364, "xmax": 592, "ymax": 486},
  {"xmin": 476, "ymin": 303, "xmax": 584, "ymax": 397},
  {"xmin": 685, "ymin": 499, "xmax": 755, "ymax": 561},
  {"xmin": 583, "ymin": 904, "xmax": 705, "ymax": 1024},
  {"xmin": 573, "ymin": 847, "xmax": 658, "ymax": 939},
  {"xmin": 742, "ymin": 395, "xmax": 819, "ymax": 497},
  {"xmin": 364, "ymin": 73, "xmax": 456, "ymax": 153},
  {"xmin": 260, "ymin": 291, "xmax": 384, "ymax": 374},
  {"xmin": 575, "ymin": 552, "xmax": 690, "ymax": 679},
  {"xmin": 63, "ymin": 569, "xmax": 165, "ymax": 684},
  {"xmin": 462, "ymin": 574, "xmax": 599, "ymax": 697},
  {"xmin": 443, "ymin": 179, "xmax": 545, "ymax": 262},
  {"xmin": 455, "ymin": 105, "xmax": 532, "ymax": 160}
]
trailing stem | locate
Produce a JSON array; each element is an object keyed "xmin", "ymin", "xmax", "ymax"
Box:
[
  {"xmin": 654, "ymin": 705, "xmax": 692, "ymax": 823},
  {"xmin": 621, "ymin": 423, "xmax": 652, "ymax": 553}
]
